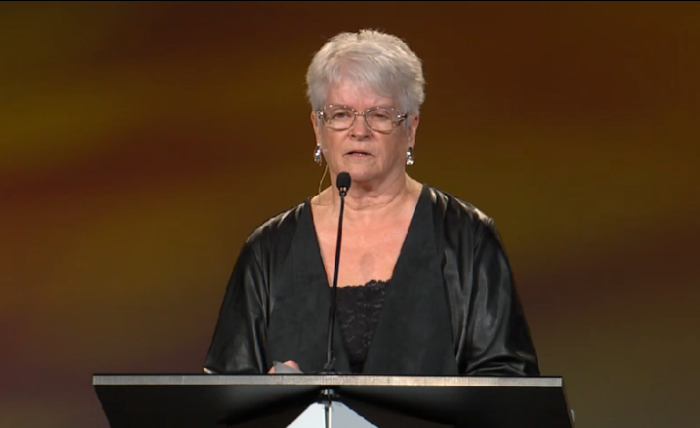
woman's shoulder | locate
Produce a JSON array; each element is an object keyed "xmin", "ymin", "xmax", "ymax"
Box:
[
  {"xmin": 244, "ymin": 200, "xmax": 308, "ymax": 254},
  {"xmin": 424, "ymin": 184, "xmax": 507, "ymax": 251},
  {"xmin": 426, "ymin": 184, "xmax": 494, "ymax": 229}
]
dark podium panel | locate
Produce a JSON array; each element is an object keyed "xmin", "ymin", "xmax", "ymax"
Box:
[{"xmin": 93, "ymin": 374, "xmax": 574, "ymax": 428}]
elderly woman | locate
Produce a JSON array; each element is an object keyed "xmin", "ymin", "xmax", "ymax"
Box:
[{"xmin": 204, "ymin": 30, "xmax": 539, "ymax": 376}]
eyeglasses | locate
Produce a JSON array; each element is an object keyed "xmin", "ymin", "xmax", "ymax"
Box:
[{"xmin": 317, "ymin": 105, "xmax": 408, "ymax": 133}]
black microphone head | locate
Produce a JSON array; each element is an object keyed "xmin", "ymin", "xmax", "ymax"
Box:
[{"xmin": 336, "ymin": 172, "xmax": 351, "ymax": 192}]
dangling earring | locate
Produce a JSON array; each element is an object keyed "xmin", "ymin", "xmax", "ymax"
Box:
[
  {"xmin": 406, "ymin": 147, "xmax": 415, "ymax": 166},
  {"xmin": 314, "ymin": 144, "xmax": 323, "ymax": 166}
]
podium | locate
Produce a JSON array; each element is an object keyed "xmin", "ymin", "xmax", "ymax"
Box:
[{"xmin": 93, "ymin": 374, "xmax": 574, "ymax": 427}]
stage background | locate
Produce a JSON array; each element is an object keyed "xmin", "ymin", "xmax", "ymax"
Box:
[{"xmin": 1, "ymin": 2, "xmax": 698, "ymax": 427}]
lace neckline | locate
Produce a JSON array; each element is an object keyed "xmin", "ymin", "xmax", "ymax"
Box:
[
  {"xmin": 337, "ymin": 279, "xmax": 389, "ymax": 290},
  {"xmin": 336, "ymin": 279, "xmax": 390, "ymax": 373}
]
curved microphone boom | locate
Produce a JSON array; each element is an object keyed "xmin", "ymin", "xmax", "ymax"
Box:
[{"xmin": 323, "ymin": 172, "xmax": 351, "ymax": 373}]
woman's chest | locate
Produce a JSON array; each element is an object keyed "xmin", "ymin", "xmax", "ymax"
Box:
[{"xmin": 316, "ymin": 225, "xmax": 408, "ymax": 287}]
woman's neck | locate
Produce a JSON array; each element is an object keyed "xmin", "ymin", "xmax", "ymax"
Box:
[{"xmin": 314, "ymin": 174, "xmax": 422, "ymax": 225}]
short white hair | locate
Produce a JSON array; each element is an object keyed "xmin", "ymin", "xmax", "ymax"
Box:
[{"xmin": 306, "ymin": 29, "xmax": 426, "ymax": 115}]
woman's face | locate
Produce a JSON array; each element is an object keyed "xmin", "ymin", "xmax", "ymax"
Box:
[{"xmin": 311, "ymin": 78, "xmax": 419, "ymax": 188}]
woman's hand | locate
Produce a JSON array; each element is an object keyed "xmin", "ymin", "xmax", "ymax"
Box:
[{"xmin": 267, "ymin": 360, "xmax": 300, "ymax": 374}]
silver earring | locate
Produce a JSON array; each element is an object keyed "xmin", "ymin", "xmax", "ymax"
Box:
[
  {"xmin": 406, "ymin": 147, "xmax": 415, "ymax": 166},
  {"xmin": 314, "ymin": 145, "xmax": 323, "ymax": 166}
]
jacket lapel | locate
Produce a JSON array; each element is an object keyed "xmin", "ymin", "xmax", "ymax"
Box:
[
  {"xmin": 265, "ymin": 199, "xmax": 351, "ymax": 373},
  {"xmin": 363, "ymin": 185, "xmax": 458, "ymax": 375}
]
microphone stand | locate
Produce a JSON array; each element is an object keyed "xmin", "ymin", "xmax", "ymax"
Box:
[
  {"xmin": 319, "ymin": 172, "xmax": 350, "ymax": 428},
  {"xmin": 322, "ymin": 173, "xmax": 350, "ymax": 374}
]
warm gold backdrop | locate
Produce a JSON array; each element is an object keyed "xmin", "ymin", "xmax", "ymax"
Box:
[{"xmin": 1, "ymin": 2, "xmax": 699, "ymax": 427}]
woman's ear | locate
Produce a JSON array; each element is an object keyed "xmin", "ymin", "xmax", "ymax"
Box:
[
  {"xmin": 310, "ymin": 111, "xmax": 322, "ymax": 144},
  {"xmin": 407, "ymin": 114, "xmax": 420, "ymax": 149}
]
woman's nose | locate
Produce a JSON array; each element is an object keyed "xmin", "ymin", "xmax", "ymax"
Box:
[{"xmin": 350, "ymin": 113, "xmax": 371, "ymax": 139}]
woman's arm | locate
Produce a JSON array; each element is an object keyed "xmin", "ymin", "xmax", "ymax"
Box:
[
  {"xmin": 462, "ymin": 218, "xmax": 540, "ymax": 376},
  {"xmin": 203, "ymin": 241, "xmax": 269, "ymax": 374}
]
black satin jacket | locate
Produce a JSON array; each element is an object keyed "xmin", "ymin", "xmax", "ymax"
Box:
[{"xmin": 204, "ymin": 184, "xmax": 540, "ymax": 376}]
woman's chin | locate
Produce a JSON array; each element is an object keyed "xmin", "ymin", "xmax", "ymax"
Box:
[
  {"xmin": 337, "ymin": 166, "xmax": 378, "ymax": 184},
  {"xmin": 331, "ymin": 161, "xmax": 397, "ymax": 186}
]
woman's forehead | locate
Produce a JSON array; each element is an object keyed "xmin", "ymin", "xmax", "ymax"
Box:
[{"xmin": 327, "ymin": 79, "xmax": 396, "ymax": 108}]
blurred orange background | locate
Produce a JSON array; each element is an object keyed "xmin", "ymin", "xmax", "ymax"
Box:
[{"xmin": 1, "ymin": 2, "xmax": 699, "ymax": 427}]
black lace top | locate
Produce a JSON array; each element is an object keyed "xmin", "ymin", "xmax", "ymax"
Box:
[{"xmin": 336, "ymin": 279, "xmax": 389, "ymax": 373}]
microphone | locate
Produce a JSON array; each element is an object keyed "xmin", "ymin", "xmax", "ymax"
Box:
[
  {"xmin": 323, "ymin": 172, "xmax": 351, "ymax": 373},
  {"xmin": 336, "ymin": 172, "xmax": 351, "ymax": 197}
]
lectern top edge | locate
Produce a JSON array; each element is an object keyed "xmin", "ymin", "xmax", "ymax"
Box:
[{"xmin": 92, "ymin": 374, "xmax": 563, "ymax": 388}]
